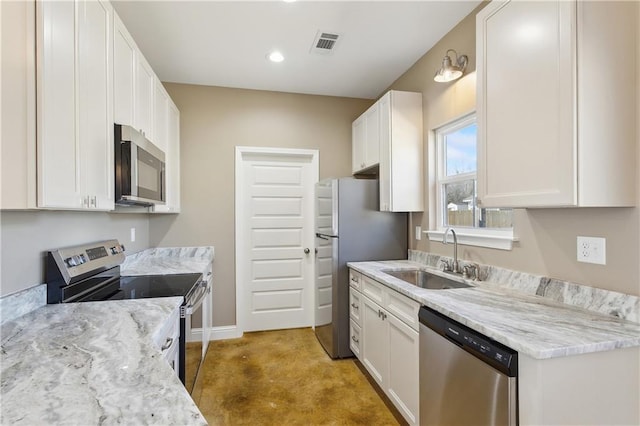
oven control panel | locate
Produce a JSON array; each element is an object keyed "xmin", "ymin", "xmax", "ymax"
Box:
[{"xmin": 49, "ymin": 240, "xmax": 126, "ymax": 284}]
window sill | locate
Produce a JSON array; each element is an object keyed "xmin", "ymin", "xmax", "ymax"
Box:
[{"xmin": 425, "ymin": 229, "xmax": 517, "ymax": 251}]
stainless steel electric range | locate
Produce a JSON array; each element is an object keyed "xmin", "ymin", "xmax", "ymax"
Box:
[{"xmin": 45, "ymin": 240, "xmax": 209, "ymax": 393}]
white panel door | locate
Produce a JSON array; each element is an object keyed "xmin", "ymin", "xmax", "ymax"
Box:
[{"xmin": 237, "ymin": 148, "xmax": 318, "ymax": 332}]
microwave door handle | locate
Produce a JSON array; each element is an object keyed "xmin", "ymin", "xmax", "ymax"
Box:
[
  {"xmin": 161, "ymin": 163, "xmax": 166, "ymax": 202},
  {"xmin": 130, "ymin": 145, "xmax": 138, "ymax": 196}
]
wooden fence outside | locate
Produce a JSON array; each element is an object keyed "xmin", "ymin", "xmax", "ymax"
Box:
[{"xmin": 447, "ymin": 210, "xmax": 513, "ymax": 228}]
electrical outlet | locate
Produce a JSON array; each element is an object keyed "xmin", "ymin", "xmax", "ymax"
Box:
[
  {"xmin": 577, "ymin": 236, "xmax": 606, "ymax": 265},
  {"xmin": 415, "ymin": 226, "xmax": 422, "ymax": 241},
  {"xmin": 130, "ymin": 227, "xmax": 136, "ymax": 242}
]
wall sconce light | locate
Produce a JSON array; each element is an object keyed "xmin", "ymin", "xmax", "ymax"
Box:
[{"xmin": 434, "ymin": 49, "xmax": 468, "ymax": 83}]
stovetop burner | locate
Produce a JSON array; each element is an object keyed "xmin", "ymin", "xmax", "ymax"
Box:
[{"xmin": 80, "ymin": 273, "xmax": 203, "ymax": 302}]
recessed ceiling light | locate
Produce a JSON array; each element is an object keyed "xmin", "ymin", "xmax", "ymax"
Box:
[
  {"xmin": 268, "ymin": 51, "xmax": 285, "ymax": 63},
  {"xmin": 283, "ymin": 0, "xmax": 296, "ymax": 3}
]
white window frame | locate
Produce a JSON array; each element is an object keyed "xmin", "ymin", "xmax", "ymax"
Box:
[{"xmin": 426, "ymin": 113, "xmax": 516, "ymax": 250}]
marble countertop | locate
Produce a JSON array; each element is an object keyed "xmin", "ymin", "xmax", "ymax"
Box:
[
  {"xmin": 121, "ymin": 246, "xmax": 214, "ymax": 276},
  {"xmin": 1, "ymin": 297, "xmax": 207, "ymax": 425},
  {"xmin": 348, "ymin": 260, "xmax": 640, "ymax": 360}
]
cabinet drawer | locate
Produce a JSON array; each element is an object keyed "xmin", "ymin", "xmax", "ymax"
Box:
[
  {"xmin": 386, "ymin": 290, "xmax": 420, "ymax": 332},
  {"xmin": 349, "ymin": 319, "xmax": 362, "ymax": 360},
  {"xmin": 349, "ymin": 288, "xmax": 362, "ymax": 325},
  {"xmin": 361, "ymin": 274, "xmax": 385, "ymax": 306},
  {"xmin": 349, "ymin": 269, "xmax": 361, "ymax": 291}
]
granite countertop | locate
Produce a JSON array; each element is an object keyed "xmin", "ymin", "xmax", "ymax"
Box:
[
  {"xmin": 121, "ymin": 246, "xmax": 214, "ymax": 276},
  {"xmin": 348, "ymin": 260, "xmax": 640, "ymax": 360},
  {"xmin": 1, "ymin": 297, "xmax": 207, "ymax": 425}
]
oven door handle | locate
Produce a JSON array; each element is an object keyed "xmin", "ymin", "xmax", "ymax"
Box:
[{"xmin": 183, "ymin": 279, "xmax": 208, "ymax": 316}]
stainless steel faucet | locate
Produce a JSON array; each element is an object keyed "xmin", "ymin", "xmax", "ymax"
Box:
[{"xmin": 442, "ymin": 227, "xmax": 460, "ymax": 274}]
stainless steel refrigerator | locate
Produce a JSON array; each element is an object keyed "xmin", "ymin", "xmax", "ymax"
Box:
[{"xmin": 314, "ymin": 177, "xmax": 407, "ymax": 359}]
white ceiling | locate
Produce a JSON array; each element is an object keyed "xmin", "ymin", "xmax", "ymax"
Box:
[{"xmin": 112, "ymin": 1, "xmax": 481, "ymax": 99}]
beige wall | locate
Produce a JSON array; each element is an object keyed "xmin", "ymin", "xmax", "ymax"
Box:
[
  {"xmin": 0, "ymin": 211, "xmax": 151, "ymax": 296},
  {"xmin": 388, "ymin": 4, "xmax": 640, "ymax": 296},
  {"xmin": 150, "ymin": 84, "xmax": 372, "ymax": 326}
]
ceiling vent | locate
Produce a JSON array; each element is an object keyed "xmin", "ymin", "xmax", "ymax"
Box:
[{"xmin": 310, "ymin": 31, "xmax": 341, "ymax": 55}]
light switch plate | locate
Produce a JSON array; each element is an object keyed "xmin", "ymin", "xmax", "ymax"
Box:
[
  {"xmin": 577, "ymin": 236, "xmax": 606, "ymax": 265},
  {"xmin": 130, "ymin": 227, "xmax": 136, "ymax": 242},
  {"xmin": 415, "ymin": 226, "xmax": 421, "ymax": 241}
]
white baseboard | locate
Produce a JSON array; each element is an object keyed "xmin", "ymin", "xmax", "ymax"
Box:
[{"xmin": 188, "ymin": 325, "xmax": 242, "ymax": 342}]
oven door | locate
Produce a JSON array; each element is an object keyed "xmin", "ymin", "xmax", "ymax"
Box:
[{"xmin": 182, "ymin": 278, "xmax": 210, "ymax": 394}]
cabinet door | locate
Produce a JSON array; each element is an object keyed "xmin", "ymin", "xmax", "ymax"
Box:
[
  {"xmin": 352, "ymin": 115, "xmax": 365, "ymax": 173},
  {"xmin": 113, "ymin": 12, "xmax": 135, "ymax": 126},
  {"xmin": 378, "ymin": 93, "xmax": 391, "ymax": 211},
  {"xmin": 362, "ymin": 296, "xmax": 387, "ymax": 388},
  {"xmin": 77, "ymin": 0, "xmax": 113, "ymax": 211},
  {"xmin": 379, "ymin": 91, "xmax": 423, "ymax": 212},
  {"xmin": 349, "ymin": 288, "xmax": 361, "ymax": 324},
  {"xmin": 349, "ymin": 319, "xmax": 362, "ymax": 360},
  {"xmin": 36, "ymin": 0, "xmax": 81, "ymax": 208},
  {"xmin": 477, "ymin": 0, "xmax": 576, "ymax": 207},
  {"xmin": 135, "ymin": 53, "xmax": 154, "ymax": 139},
  {"xmin": 153, "ymin": 78, "xmax": 168, "ymax": 152},
  {"xmin": 364, "ymin": 102, "xmax": 380, "ymax": 168},
  {"xmin": 1, "ymin": 0, "xmax": 36, "ymax": 209},
  {"xmin": 387, "ymin": 314, "xmax": 420, "ymax": 425},
  {"xmin": 153, "ymin": 100, "xmax": 180, "ymax": 213}
]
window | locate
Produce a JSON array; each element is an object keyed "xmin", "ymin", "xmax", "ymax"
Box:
[{"xmin": 427, "ymin": 113, "xmax": 515, "ymax": 250}]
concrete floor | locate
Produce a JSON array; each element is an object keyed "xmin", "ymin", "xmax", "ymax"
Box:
[{"xmin": 191, "ymin": 328, "xmax": 401, "ymax": 425}]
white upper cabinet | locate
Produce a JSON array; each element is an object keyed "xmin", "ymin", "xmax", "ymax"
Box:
[
  {"xmin": 113, "ymin": 12, "xmax": 135, "ymax": 127},
  {"xmin": 135, "ymin": 52, "xmax": 155, "ymax": 141},
  {"xmin": 153, "ymin": 77, "xmax": 169, "ymax": 153},
  {"xmin": 152, "ymin": 97, "xmax": 181, "ymax": 214},
  {"xmin": 1, "ymin": 0, "xmax": 36, "ymax": 210},
  {"xmin": 77, "ymin": 0, "xmax": 114, "ymax": 210},
  {"xmin": 476, "ymin": 0, "xmax": 637, "ymax": 208},
  {"xmin": 378, "ymin": 91, "xmax": 423, "ymax": 212},
  {"xmin": 352, "ymin": 90, "xmax": 424, "ymax": 211},
  {"xmin": 352, "ymin": 102, "xmax": 380, "ymax": 174},
  {"xmin": 36, "ymin": 0, "xmax": 114, "ymax": 210}
]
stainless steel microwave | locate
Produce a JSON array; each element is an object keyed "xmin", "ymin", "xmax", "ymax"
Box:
[{"xmin": 114, "ymin": 124, "xmax": 165, "ymax": 206}]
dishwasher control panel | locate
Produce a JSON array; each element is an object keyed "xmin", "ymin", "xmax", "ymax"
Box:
[
  {"xmin": 444, "ymin": 324, "xmax": 514, "ymax": 369},
  {"xmin": 419, "ymin": 306, "xmax": 517, "ymax": 377}
]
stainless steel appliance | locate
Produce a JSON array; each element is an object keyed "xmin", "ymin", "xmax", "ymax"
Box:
[
  {"xmin": 315, "ymin": 177, "xmax": 407, "ymax": 359},
  {"xmin": 46, "ymin": 240, "xmax": 208, "ymax": 393},
  {"xmin": 419, "ymin": 306, "xmax": 518, "ymax": 425},
  {"xmin": 114, "ymin": 124, "xmax": 166, "ymax": 206}
]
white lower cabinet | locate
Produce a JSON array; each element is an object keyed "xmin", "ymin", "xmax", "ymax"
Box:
[
  {"xmin": 387, "ymin": 313, "xmax": 419, "ymax": 424},
  {"xmin": 349, "ymin": 275, "xmax": 363, "ymax": 360},
  {"xmin": 353, "ymin": 269, "xmax": 419, "ymax": 425},
  {"xmin": 362, "ymin": 295, "xmax": 388, "ymax": 386}
]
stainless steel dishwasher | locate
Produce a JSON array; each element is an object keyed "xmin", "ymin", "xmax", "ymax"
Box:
[{"xmin": 419, "ymin": 306, "xmax": 518, "ymax": 425}]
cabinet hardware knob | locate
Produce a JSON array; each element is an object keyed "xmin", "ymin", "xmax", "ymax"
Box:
[
  {"xmin": 304, "ymin": 248, "xmax": 310, "ymax": 254},
  {"xmin": 351, "ymin": 336, "xmax": 359, "ymax": 344},
  {"xmin": 351, "ymin": 303, "xmax": 359, "ymax": 310}
]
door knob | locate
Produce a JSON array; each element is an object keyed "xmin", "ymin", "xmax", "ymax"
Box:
[{"xmin": 304, "ymin": 248, "xmax": 310, "ymax": 254}]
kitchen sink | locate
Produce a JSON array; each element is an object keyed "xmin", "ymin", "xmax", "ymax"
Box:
[{"xmin": 382, "ymin": 269, "xmax": 471, "ymax": 290}]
